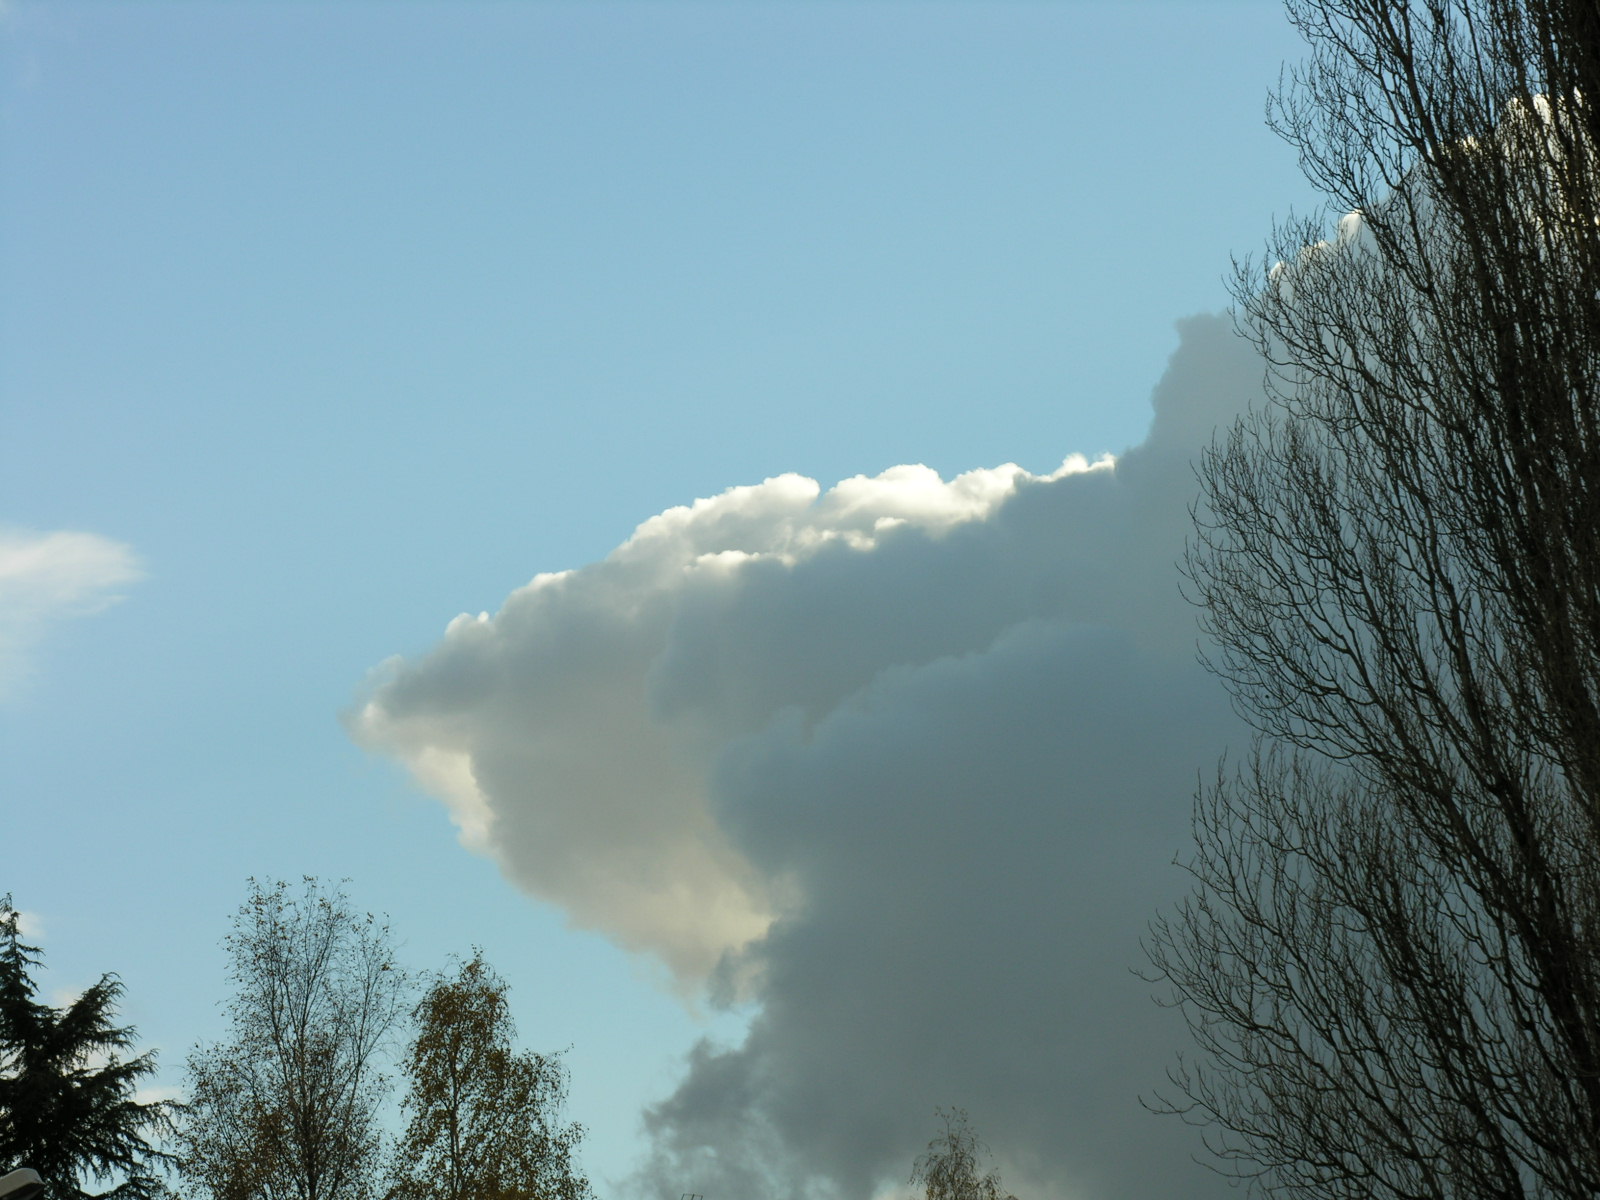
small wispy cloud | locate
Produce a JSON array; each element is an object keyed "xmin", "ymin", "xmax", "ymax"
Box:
[
  {"xmin": 0, "ymin": 528, "xmax": 144, "ymax": 697},
  {"xmin": 14, "ymin": 909, "xmax": 45, "ymax": 940}
]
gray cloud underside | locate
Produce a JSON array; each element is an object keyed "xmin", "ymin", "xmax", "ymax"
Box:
[{"xmin": 353, "ymin": 313, "xmax": 1262, "ymax": 1200}]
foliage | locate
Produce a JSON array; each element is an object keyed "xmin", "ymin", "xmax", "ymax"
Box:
[
  {"xmin": 0, "ymin": 895, "xmax": 176, "ymax": 1200},
  {"xmin": 1146, "ymin": 1, "xmax": 1600, "ymax": 1197},
  {"xmin": 388, "ymin": 951, "xmax": 589, "ymax": 1200},
  {"xmin": 908, "ymin": 1110, "xmax": 1015, "ymax": 1200},
  {"xmin": 175, "ymin": 879, "xmax": 408, "ymax": 1200}
]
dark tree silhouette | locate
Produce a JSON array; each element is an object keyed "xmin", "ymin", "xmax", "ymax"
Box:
[
  {"xmin": 0, "ymin": 896, "xmax": 176, "ymax": 1200},
  {"xmin": 1146, "ymin": 1, "xmax": 1600, "ymax": 1198}
]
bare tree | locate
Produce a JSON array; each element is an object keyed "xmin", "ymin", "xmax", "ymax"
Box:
[
  {"xmin": 176, "ymin": 879, "xmax": 408, "ymax": 1200},
  {"xmin": 1144, "ymin": 1, "xmax": 1600, "ymax": 1198},
  {"xmin": 387, "ymin": 951, "xmax": 589, "ymax": 1200},
  {"xmin": 908, "ymin": 1110, "xmax": 1015, "ymax": 1200}
]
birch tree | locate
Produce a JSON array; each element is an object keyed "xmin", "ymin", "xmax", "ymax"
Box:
[
  {"xmin": 388, "ymin": 952, "xmax": 588, "ymax": 1200},
  {"xmin": 177, "ymin": 880, "xmax": 407, "ymax": 1200}
]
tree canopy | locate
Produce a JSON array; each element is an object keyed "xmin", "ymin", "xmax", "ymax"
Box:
[
  {"xmin": 175, "ymin": 879, "xmax": 408, "ymax": 1200},
  {"xmin": 909, "ymin": 1110, "xmax": 1015, "ymax": 1200},
  {"xmin": 389, "ymin": 951, "xmax": 589, "ymax": 1200},
  {"xmin": 0, "ymin": 896, "xmax": 175, "ymax": 1200}
]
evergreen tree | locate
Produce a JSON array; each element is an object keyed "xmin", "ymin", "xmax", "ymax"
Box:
[{"xmin": 0, "ymin": 896, "xmax": 176, "ymax": 1200}]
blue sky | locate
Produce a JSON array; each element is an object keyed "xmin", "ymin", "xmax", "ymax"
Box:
[{"xmin": 2, "ymin": 3, "xmax": 1324, "ymax": 1197}]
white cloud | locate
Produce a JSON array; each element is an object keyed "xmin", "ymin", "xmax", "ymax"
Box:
[
  {"xmin": 134, "ymin": 1080, "xmax": 185, "ymax": 1107},
  {"xmin": 351, "ymin": 314, "xmax": 1263, "ymax": 1198},
  {"xmin": 14, "ymin": 909, "xmax": 45, "ymax": 940},
  {"xmin": 0, "ymin": 528, "xmax": 143, "ymax": 696}
]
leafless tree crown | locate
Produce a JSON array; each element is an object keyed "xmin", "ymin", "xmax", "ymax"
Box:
[{"xmin": 1146, "ymin": 2, "xmax": 1600, "ymax": 1197}]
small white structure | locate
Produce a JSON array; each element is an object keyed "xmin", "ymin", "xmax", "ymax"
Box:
[{"xmin": 0, "ymin": 1169, "xmax": 43, "ymax": 1200}]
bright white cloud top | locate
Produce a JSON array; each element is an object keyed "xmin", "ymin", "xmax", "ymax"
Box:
[
  {"xmin": 352, "ymin": 315, "xmax": 1264, "ymax": 1199},
  {"xmin": 0, "ymin": 529, "xmax": 142, "ymax": 697},
  {"xmin": 352, "ymin": 454, "xmax": 1111, "ymax": 985}
]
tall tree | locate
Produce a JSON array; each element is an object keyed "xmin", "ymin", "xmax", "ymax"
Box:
[
  {"xmin": 908, "ymin": 1110, "xmax": 1015, "ymax": 1200},
  {"xmin": 175, "ymin": 879, "xmax": 407, "ymax": 1200},
  {"xmin": 0, "ymin": 896, "xmax": 175, "ymax": 1200},
  {"xmin": 1146, "ymin": 2, "xmax": 1600, "ymax": 1198},
  {"xmin": 388, "ymin": 951, "xmax": 589, "ymax": 1200}
]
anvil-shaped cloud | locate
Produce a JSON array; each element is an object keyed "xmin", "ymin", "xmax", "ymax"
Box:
[{"xmin": 350, "ymin": 313, "xmax": 1261, "ymax": 1200}]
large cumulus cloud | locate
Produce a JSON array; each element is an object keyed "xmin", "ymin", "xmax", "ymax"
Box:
[{"xmin": 350, "ymin": 313, "xmax": 1261, "ymax": 1199}]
